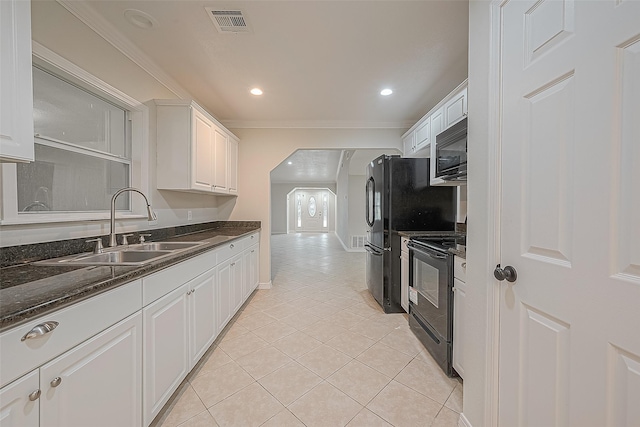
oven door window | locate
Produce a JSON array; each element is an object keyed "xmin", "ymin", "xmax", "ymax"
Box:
[{"xmin": 413, "ymin": 257, "xmax": 440, "ymax": 308}]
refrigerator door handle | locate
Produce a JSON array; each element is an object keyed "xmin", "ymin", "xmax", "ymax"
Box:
[
  {"xmin": 365, "ymin": 177, "xmax": 375, "ymax": 227},
  {"xmin": 364, "ymin": 244, "xmax": 384, "ymax": 256}
]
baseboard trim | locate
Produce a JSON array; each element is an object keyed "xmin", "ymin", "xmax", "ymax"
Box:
[
  {"xmin": 258, "ymin": 280, "xmax": 272, "ymax": 290},
  {"xmin": 458, "ymin": 412, "xmax": 472, "ymax": 427}
]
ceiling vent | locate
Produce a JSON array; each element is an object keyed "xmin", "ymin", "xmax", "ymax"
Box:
[{"xmin": 206, "ymin": 9, "xmax": 251, "ymax": 33}]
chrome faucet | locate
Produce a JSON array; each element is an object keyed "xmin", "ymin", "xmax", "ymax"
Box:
[{"xmin": 109, "ymin": 187, "xmax": 157, "ymax": 247}]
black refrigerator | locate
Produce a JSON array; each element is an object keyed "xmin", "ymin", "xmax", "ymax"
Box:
[{"xmin": 365, "ymin": 155, "xmax": 456, "ymax": 313}]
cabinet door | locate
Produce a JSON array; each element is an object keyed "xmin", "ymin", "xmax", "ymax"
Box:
[
  {"xmin": 188, "ymin": 269, "xmax": 217, "ymax": 368},
  {"xmin": 230, "ymin": 254, "xmax": 244, "ymax": 313},
  {"xmin": 402, "ymin": 132, "xmax": 415, "ymax": 156},
  {"xmin": 243, "ymin": 244, "xmax": 259, "ymax": 301},
  {"xmin": 143, "ymin": 286, "xmax": 189, "ymax": 426},
  {"xmin": 216, "ymin": 261, "xmax": 232, "ymax": 333},
  {"xmin": 227, "ymin": 139, "xmax": 238, "ymax": 195},
  {"xmin": 0, "ymin": 0, "xmax": 34, "ymax": 163},
  {"xmin": 453, "ymin": 278, "xmax": 466, "ymax": 379},
  {"xmin": 192, "ymin": 109, "xmax": 214, "ymax": 191},
  {"xmin": 0, "ymin": 370, "xmax": 39, "ymax": 427},
  {"xmin": 39, "ymin": 313, "xmax": 142, "ymax": 427},
  {"xmin": 213, "ymin": 128, "xmax": 228, "ymax": 193},
  {"xmin": 443, "ymin": 87, "xmax": 467, "ymax": 129},
  {"xmin": 414, "ymin": 117, "xmax": 431, "ymax": 152},
  {"xmin": 400, "ymin": 250, "xmax": 409, "ymax": 313}
]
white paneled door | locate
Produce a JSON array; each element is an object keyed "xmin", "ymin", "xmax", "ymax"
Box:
[{"xmin": 498, "ymin": 1, "xmax": 640, "ymax": 426}]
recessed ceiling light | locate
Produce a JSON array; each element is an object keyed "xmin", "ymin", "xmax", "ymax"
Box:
[
  {"xmin": 250, "ymin": 88, "xmax": 263, "ymax": 96},
  {"xmin": 124, "ymin": 9, "xmax": 157, "ymax": 29},
  {"xmin": 380, "ymin": 88, "xmax": 393, "ymax": 96},
  {"xmin": 287, "ymin": 161, "xmax": 293, "ymax": 165}
]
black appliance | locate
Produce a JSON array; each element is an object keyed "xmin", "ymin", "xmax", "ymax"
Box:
[
  {"xmin": 365, "ymin": 155, "xmax": 456, "ymax": 313},
  {"xmin": 407, "ymin": 235, "xmax": 465, "ymax": 377},
  {"xmin": 435, "ymin": 117, "xmax": 467, "ymax": 181}
]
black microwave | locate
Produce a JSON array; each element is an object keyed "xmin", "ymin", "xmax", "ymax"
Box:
[{"xmin": 435, "ymin": 117, "xmax": 467, "ymax": 181}]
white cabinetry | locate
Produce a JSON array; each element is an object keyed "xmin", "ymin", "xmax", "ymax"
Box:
[
  {"xmin": 453, "ymin": 256, "xmax": 467, "ymax": 379},
  {"xmin": 0, "ymin": 312, "xmax": 142, "ymax": 427},
  {"xmin": 402, "ymin": 80, "xmax": 468, "ymax": 186},
  {"xmin": 243, "ymin": 241, "xmax": 259, "ymax": 301},
  {"xmin": 39, "ymin": 313, "xmax": 142, "ymax": 427},
  {"xmin": 400, "ymin": 237, "xmax": 410, "ymax": 312},
  {"xmin": 0, "ymin": 0, "xmax": 34, "ymax": 163},
  {"xmin": 227, "ymin": 138, "xmax": 238, "ymax": 195},
  {"xmin": 154, "ymin": 100, "xmax": 238, "ymax": 196},
  {"xmin": 0, "ymin": 370, "xmax": 39, "ymax": 427}
]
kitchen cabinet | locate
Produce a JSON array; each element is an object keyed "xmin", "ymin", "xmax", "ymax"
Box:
[
  {"xmin": 39, "ymin": 313, "xmax": 142, "ymax": 427},
  {"xmin": 243, "ymin": 241, "xmax": 259, "ymax": 301},
  {"xmin": 227, "ymin": 138, "xmax": 238, "ymax": 195},
  {"xmin": 402, "ymin": 80, "xmax": 468, "ymax": 186},
  {"xmin": 154, "ymin": 100, "xmax": 238, "ymax": 196},
  {"xmin": 453, "ymin": 256, "xmax": 467, "ymax": 379},
  {"xmin": 0, "ymin": 0, "xmax": 34, "ymax": 163},
  {"xmin": 142, "ymin": 284, "xmax": 189, "ymax": 426},
  {"xmin": 400, "ymin": 237, "xmax": 410, "ymax": 312},
  {"xmin": 142, "ymin": 268, "xmax": 217, "ymax": 426},
  {"xmin": 0, "ymin": 313, "xmax": 142, "ymax": 427},
  {"xmin": 217, "ymin": 254, "xmax": 242, "ymax": 333},
  {"xmin": 0, "ymin": 370, "xmax": 39, "ymax": 427}
]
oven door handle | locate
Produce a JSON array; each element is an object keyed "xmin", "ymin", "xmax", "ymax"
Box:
[{"xmin": 407, "ymin": 242, "xmax": 448, "ymax": 260}]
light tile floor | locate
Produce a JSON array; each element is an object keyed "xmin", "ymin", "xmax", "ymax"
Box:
[{"xmin": 152, "ymin": 233, "xmax": 463, "ymax": 427}]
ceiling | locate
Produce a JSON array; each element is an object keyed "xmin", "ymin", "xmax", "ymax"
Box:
[
  {"xmin": 270, "ymin": 148, "xmax": 399, "ymax": 184},
  {"xmin": 79, "ymin": 0, "xmax": 469, "ymax": 129}
]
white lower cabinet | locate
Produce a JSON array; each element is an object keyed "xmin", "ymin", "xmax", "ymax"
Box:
[
  {"xmin": 243, "ymin": 244, "xmax": 259, "ymax": 300},
  {"xmin": 39, "ymin": 313, "xmax": 142, "ymax": 427},
  {"xmin": 143, "ymin": 285, "xmax": 189, "ymax": 426},
  {"xmin": 188, "ymin": 269, "xmax": 217, "ymax": 367},
  {"xmin": 0, "ymin": 370, "xmax": 39, "ymax": 427},
  {"xmin": 217, "ymin": 254, "xmax": 242, "ymax": 334},
  {"xmin": 1, "ymin": 314, "xmax": 142, "ymax": 427},
  {"xmin": 453, "ymin": 257, "xmax": 467, "ymax": 379}
]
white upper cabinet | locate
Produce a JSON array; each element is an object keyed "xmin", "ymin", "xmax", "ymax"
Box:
[
  {"xmin": 154, "ymin": 100, "xmax": 238, "ymax": 196},
  {"xmin": 227, "ymin": 138, "xmax": 238, "ymax": 195},
  {"xmin": 0, "ymin": 0, "xmax": 34, "ymax": 163},
  {"xmin": 402, "ymin": 80, "xmax": 467, "ymax": 186},
  {"xmin": 443, "ymin": 86, "xmax": 468, "ymax": 129}
]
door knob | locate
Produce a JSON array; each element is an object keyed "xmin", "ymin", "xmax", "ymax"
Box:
[{"xmin": 494, "ymin": 264, "xmax": 517, "ymax": 282}]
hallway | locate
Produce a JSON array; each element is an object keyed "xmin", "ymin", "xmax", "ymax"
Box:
[{"xmin": 153, "ymin": 233, "xmax": 462, "ymax": 427}]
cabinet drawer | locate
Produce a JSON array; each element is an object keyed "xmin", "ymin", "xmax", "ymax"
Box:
[
  {"xmin": 244, "ymin": 232, "xmax": 259, "ymax": 249},
  {"xmin": 216, "ymin": 238, "xmax": 245, "ymax": 262},
  {"xmin": 0, "ymin": 280, "xmax": 142, "ymax": 388},
  {"xmin": 454, "ymin": 256, "xmax": 467, "ymax": 282},
  {"xmin": 143, "ymin": 249, "xmax": 217, "ymax": 306}
]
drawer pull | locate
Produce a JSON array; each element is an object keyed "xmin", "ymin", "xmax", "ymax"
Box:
[
  {"xmin": 251, "ymin": 235, "xmax": 254, "ymax": 239},
  {"xmin": 187, "ymin": 290, "xmax": 192, "ymax": 296},
  {"xmin": 28, "ymin": 390, "xmax": 41, "ymax": 401},
  {"xmin": 21, "ymin": 321, "xmax": 59, "ymax": 341},
  {"xmin": 230, "ymin": 244, "xmax": 235, "ymax": 249},
  {"xmin": 50, "ymin": 377, "xmax": 62, "ymax": 388},
  {"xmin": 462, "ymin": 262, "xmax": 466, "ymax": 268}
]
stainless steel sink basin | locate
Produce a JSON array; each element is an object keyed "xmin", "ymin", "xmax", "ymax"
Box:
[
  {"xmin": 131, "ymin": 242, "xmax": 203, "ymax": 251},
  {"xmin": 35, "ymin": 241, "xmax": 206, "ymax": 266}
]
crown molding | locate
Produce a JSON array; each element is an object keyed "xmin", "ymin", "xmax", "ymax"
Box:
[
  {"xmin": 56, "ymin": 0, "xmax": 192, "ymax": 100},
  {"xmin": 220, "ymin": 120, "xmax": 415, "ymax": 130}
]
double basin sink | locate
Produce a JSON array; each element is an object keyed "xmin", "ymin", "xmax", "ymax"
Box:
[{"xmin": 37, "ymin": 241, "xmax": 205, "ymax": 267}]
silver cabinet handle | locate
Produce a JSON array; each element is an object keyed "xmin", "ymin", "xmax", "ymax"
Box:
[
  {"xmin": 28, "ymin": 390, "xmax": 41, "ymax": 401},
  {"xmin": 191, "ymin": 289, "xmax": 195, "ymax": 293},
  {"xmin": 21, "ymin": 321, "xmax": 59, "ymax": 341},
  {"xmin": 50, "ymin": 377, "xmax": 62, "ymax": 388},
  {"xmin": 251, "ymin": 235, "xmax": 254, "ymax": 239},
  {"xmin": 230, "ymin": 244, "xmax": 235, "ymax": 249},
  {"xmin": 251, "ymin": 250, "xmax": 255, "ymax": 253},
  {"xmin": 187, "ymin": 290, "xmax": 192, "ymax": 295},
  {"xmin": 461, "ymin": 262, "xmax": 466, "ymax": 268}
]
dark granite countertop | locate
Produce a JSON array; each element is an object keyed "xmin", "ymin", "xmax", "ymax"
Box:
[{"xmin": 0, "ymin": 221, "xmax": 260, "ymax": 332}]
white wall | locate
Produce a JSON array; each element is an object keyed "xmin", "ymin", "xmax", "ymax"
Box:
[
  {"xmin": 335, "ymin": 152, "xmax": 351, "ymax": 247},
  {"xmin": 348, "ymin": 175, "xmax": 367, "ymax": 242},
  {"xmin": 0, "ymin": 1, "xmax": 230, "ymax": 247},
  {"xmin": 228, "ymin": 128, "xmax": 403, "ymax": 285},
  {"xmin": 463, "ymin": 1, "xmax": 493, "ymax": 425}
]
